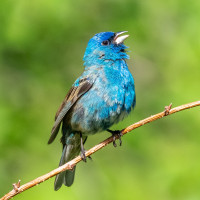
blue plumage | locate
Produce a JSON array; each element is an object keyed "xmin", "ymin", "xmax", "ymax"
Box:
[{"xmin": 48, "ymin": 31, "xmax": 136, "ymax": 190}]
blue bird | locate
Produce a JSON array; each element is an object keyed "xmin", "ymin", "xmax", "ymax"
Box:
[{"xmin": 48, "ymin": 31, "xmax": 136, "ymax": 190}]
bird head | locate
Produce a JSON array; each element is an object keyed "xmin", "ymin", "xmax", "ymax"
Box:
[{"xmin": 83, "ymin": 31, "xmax": 129, "ymax": 66}]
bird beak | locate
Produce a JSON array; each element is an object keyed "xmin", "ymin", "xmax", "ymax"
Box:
[{"xmin": 113, "ymin": 31, "xmax": 129, "ymax": 45}]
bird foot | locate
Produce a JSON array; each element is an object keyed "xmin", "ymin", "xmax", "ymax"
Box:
[
  {"xmin": 80, "ymin": 150, "xmax": 87, "ymax": 162},
  {"xmin": 107, "ymin": 129, "xmax": 123, "ymax": 147},
  {"xmin": 80, "ymin": 150, "xmax": 92, "ymax": 162}
]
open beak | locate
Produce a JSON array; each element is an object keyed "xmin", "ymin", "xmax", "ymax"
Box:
[{"xmin": 113, "ymin": 31, "xmax": 129, "ymax": 45}]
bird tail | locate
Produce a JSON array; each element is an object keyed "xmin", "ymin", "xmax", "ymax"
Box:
[{"xmin": 54, "ymin": 145, "xmax": 76, "ymax": 191}]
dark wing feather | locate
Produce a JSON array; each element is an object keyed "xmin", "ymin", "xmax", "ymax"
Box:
[{"xmin": 48, "ymin": 80, "xmax": 93, "ymax": 144}]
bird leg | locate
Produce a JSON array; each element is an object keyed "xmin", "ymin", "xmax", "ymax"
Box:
[
  {"xmin": 82, "ymin": 136, "xmax": 92, "ymax": 160},
  {"xmin": 80, "ymin": 133, "xmax": 87, "ymax": 162},
  {"xmin": 80, "ymin": 133, "xmax": 92, "ymax": 162},
  {"xmin": 107, "ymin": 129, "xmax": 123, "ymax": 147}
]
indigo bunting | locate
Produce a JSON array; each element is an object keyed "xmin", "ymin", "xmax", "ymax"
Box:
[{"xmin": 48, "ymin": 31, "xmax": 136, "ymax": 190}]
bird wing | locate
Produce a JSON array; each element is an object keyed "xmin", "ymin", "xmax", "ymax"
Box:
[{"xmin": 48, "ymin": 79, "xmax": 93, "ymax": 144}]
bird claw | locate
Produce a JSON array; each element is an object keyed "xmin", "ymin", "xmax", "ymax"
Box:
[
  {"xmin": 107, "ymin": 129, "xmax": 123, "ymax": 147},
  {"xmin": 81, "ymin": 150, "xmax": 87, "ymax": 162},
  {"xmin": 88, "ymin": 155, "xmax": 92, "ymax": 160},
  {"xmin": 80, "ymin": 150, "xmax": 92, "ymax": 162}
]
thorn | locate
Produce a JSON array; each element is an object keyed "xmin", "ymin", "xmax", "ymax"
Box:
[
  {"xmin": 12, "ymin": 180, "xmax": 21, "ymax": 192},
  {"xmin": 16, "ymin": 180, "xmax": 21, "ymax": 187},
  {"xmin": 164, "ymin": 103, "xmax": 172, "ymax": 116}
]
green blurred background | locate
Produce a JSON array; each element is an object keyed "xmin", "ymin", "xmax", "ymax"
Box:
[{"xmin": 0, "ymin": 0, "xmax": 200, "ymax": 199}]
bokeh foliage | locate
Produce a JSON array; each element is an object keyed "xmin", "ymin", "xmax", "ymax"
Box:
[{"xmin": 0, "ymin": 0, "xmax": 200, "ymax": 199}]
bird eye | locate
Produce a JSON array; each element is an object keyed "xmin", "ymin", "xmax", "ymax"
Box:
[{"xmin": 102, "ymin": 40, "xmax": 110, "ymax": 46}]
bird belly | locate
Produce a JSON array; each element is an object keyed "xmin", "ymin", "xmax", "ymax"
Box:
[
  {"xmin": 69, "ymin": 86, "xmax": 128, "ymax": 135},
  {"xmin": 68, "ymin": 63, "xmax": 135, "ymax": 135}
]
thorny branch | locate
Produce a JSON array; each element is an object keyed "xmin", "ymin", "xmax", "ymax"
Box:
[{"xmin": 1, "ymin": 100, "xmax": 200, "ymax": 200}]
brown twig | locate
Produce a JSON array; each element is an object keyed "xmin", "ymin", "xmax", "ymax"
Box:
[{"xmin": 1, "ymin": 100, "xmax": 200, "ymax": 200}]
